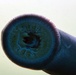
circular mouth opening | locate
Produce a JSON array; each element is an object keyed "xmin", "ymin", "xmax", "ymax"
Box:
[
  {"xmin": 2, "ymin": 14, "xmax": 59, "ymax": 69},
  {"xmin": 23, "ymin": 32, "xmax": 41, "ymax": 48}
]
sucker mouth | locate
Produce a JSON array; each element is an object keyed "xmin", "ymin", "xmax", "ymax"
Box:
[{"xmin": 23, "ymin": 32, "xmax": 41, "ymax": 48}]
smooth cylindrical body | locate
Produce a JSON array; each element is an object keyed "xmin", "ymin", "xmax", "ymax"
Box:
[
  {"xmin": 1, "ymin": 14, "xmax": 76, "ymax": 75},
  {"xmin": 43, "ymin": 30, "xmax": 76, "ymax": 75}
]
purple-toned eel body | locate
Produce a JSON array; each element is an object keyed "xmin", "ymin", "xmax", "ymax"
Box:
[{"xmin": 2, "ymin": 14, "xmax": 76, "ymax": 75}]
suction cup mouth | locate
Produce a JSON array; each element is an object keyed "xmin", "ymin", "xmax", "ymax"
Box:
[{"xmin": 2, "ymin": 14, "xmax": 59, "ymax": 69}]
